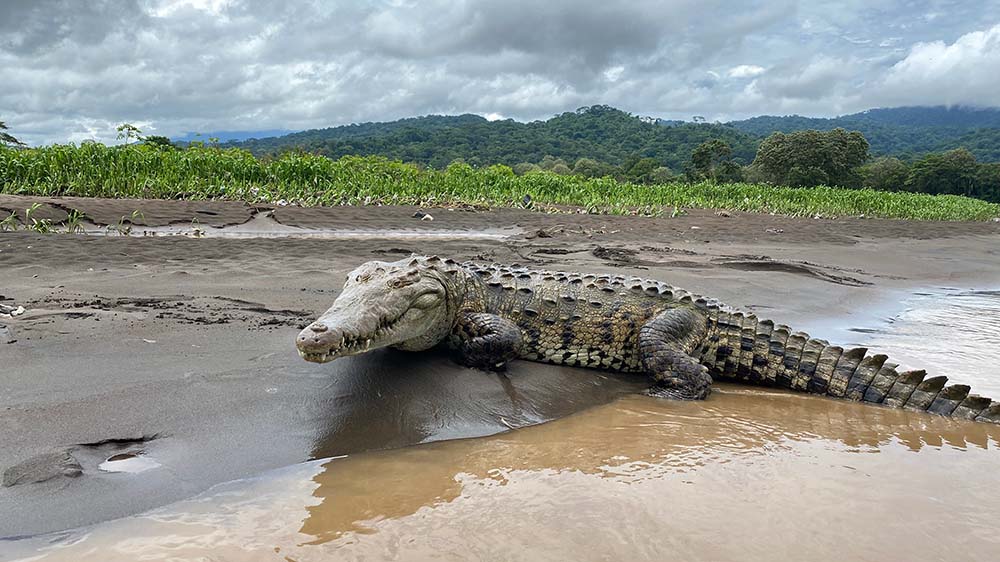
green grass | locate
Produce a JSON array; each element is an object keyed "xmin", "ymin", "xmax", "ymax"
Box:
[{"xmin": 2, "ymin": 143, "xmax": 998, "ymax": 221}]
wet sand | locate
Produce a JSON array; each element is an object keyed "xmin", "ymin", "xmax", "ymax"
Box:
[{"xmin": 2, "ymin": 194, "xmax": 1000, "ymax": 550}]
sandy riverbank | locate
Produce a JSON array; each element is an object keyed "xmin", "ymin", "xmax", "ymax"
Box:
[{"xmin": 2, "ymin": 195, "xmax": 1000, "ymax": 539}]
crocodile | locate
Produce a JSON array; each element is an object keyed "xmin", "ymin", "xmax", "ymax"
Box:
[{"xmin": 296, "ymin": 255, "xmax": 1000, "ymax": 424}]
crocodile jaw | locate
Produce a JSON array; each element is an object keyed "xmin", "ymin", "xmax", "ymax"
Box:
[{"xmin": 296, "ymin": 257, "xmax": 463, "ymax": 363}]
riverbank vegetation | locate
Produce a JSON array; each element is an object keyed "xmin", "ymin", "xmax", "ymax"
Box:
[{"xmin": 2, "ymin": 142, "xmax": 997, "ymax": 221}]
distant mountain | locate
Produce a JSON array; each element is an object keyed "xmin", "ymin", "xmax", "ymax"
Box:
[
  {"xmin": 173, "ymin": 129, "xmax": 296, "ymax": 143},
  {"xmin": 221, "ymin": 105, "xmax": 1000, "ymax": 168},
  {"xmin": 727, "ymin": 106, "xmax": 1000, "ymax": 158}
]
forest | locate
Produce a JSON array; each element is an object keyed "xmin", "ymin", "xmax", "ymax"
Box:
[
  {"xmin": 224, "ymin": 104, "xmax": 1000, "ymax": 166},
  {"xmin": 204, "ymin": 105, "xmax": 1000, "ymax": 202},
  {"xmin": 3, "ymin": 105, "xmax": 1000, "ymax": 209}
]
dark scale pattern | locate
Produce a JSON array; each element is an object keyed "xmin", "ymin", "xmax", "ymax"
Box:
[
  {"xmin": 468, "ymin": 265, "xmax": 672, "ymax": 372},
  {"xmin": 305, "ymin": 256, "xmax": 1000, "ymax": 424}
]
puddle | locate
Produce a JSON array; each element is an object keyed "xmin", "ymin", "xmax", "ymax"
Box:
[{"xmin": 97, "ymin": 452, "xmax": 160, "ymax": 474}]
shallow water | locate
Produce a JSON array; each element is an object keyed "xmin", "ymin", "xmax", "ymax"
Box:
[
  {"xmin": 804, "ymin": 288, "xmax": 1000, "ymax": 397},
  {"xmin": 5, "ymin": 289, "xmax": 1000, "ymax": 562}
]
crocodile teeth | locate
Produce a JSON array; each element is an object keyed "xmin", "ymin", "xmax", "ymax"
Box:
[{"xmin": 365, "ymin": 339, "xmax": 371, "ymax": 349}]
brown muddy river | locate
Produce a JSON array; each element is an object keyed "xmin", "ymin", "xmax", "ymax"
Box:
[{"xmin": 6, "ymin": 290, "xmax": 1000, "ymax": 561}]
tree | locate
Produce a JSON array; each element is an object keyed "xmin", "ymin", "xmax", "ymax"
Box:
[
  {"xmin": 907, "ymin": 149, "xmax": 978, "ymax": 196},
  {"xmin": 142, "ymin": 135, "xmax": 175, "ymax": 149},
  {"xmin": 572, "ymin": 157, "xmax": 616, "ymax": 179},
  {"xmin": 623, "ymin": 157, "xmax": 661, "ymax": 184},
  {"xmin": 550, "ymin": 162, "xmax": 572, "ymax": 175},
  {"xmin": 859, "ymin": 157, "xmax": 910, "ymax": 191},
  {"xmin": 715, "ymin": 161, "xmax": 744, "ymax": 183},
  {"xmin": 538, "ymin": 155, "xmax": 569, "ymax": 171},
  {"xmin": 975, "ymin": 162, "xmax": 1000, "ymax": 202},
  {"xmin": 0, "ymin": 121, "xmax": 26, "ymax": 147},
  {"xmin": 751, "ymin": 128, "xmax": 870, "ymax": 188},
  {"xmin": 689, "ymin": 139, "xmax": 737, "ymax": 182},
  {"xmin": 649, "ymin": 166, "xmax": 675, "ymax": 184},
  {"xmin": 116, "ymin": 123, "xmax": 143, "ymax": 145},
  {"xmin": 513, "ymin": 162, "xmax": 541, "ymax": 175}
]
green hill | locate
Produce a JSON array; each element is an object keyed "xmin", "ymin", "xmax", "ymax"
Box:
[
  {"xmin": 727, "ymin": 106, "xmax": 1000, "ymax": 159},
  {"xmin": 221, "ymin": 105, "xmax": 1000, "ymax": 168},
  {"xmin": 225, "ymin": 105, "xmax": 759, "ymax": 170}
]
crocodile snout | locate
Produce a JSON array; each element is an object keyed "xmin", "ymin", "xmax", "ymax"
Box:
[{"xmin": 296, "ymin": 322, "xmax": 343, "ymax": 359}]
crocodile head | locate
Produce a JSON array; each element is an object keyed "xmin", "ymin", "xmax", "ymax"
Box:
[{"xmin": 296, "ymin": 256, "xmax": 467, "ymax": 363}]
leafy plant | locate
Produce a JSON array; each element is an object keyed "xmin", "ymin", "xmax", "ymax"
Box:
[
  {"xmin": 0, "ymin": 143, "xmax": 998, "ymax": 221},
  {"xmin": 107, "ymin": 209, "xmax": 144, "ymax": 236},
  {"xmin": 190, "ymin": 216, "xmax": 204, "ymax": 238},
  {"xmin": 116, "ymin": 123, "xmax": 143, "ymax": 145},
  {"xmin": 0, "ymin": 121, "xmax": 26, "ymax": 147},
  {"xmin": 23, "ymin": 202, "xmax": 55, "ymax": 233},
  {"xmin": 0, "ymin": 210, "xmax": 18, "ymax": 231},
  {"xmin": 64, "ymin": 209, "xmax": 86, "ymax": 234}
]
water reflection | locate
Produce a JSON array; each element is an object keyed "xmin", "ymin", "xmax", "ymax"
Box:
[
  {"xmin": 8, "ymin": 389, "xmax": 1000, "ymax": 562},
  {"xmin": 306, "ymin": 347, "xmax": 645, "ymax": 460},
  {"xmin": 300, "ymin": 388, "xmax": 1000, "ymax": 544}
]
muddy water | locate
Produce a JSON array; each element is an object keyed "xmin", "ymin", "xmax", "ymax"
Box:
[
  {"xmin": 6, "ymin": 290, "xmax": 1000, "ymax": 561},
  {"xmin": 7, "ymin": 390, "xmax": 1000, "ymax": 562}
]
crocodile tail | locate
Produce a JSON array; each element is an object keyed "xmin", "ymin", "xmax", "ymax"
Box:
[{"xmin": 694, "ymin": 301, "xmax": 1000, "ymax": 424}]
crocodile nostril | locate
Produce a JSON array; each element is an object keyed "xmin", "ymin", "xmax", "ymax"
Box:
[{"xmin": 309, "ymin": 323, "xmax": 328, "ymax": 333}]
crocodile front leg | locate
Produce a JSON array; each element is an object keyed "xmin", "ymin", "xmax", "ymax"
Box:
[
  {"xmin": 449, "ymin": 312, "xmax": 523, "ymax": 370},
  {"xmin": 639, "ymin": 307, "xmax": 713, "ymax": 400}
]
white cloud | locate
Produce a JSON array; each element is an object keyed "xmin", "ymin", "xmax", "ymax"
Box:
[
  {"xmin": 149, "ymin": 0, "xmax": 234, "ymax": 17},
  {"xmin": 727, "ymin": 64, "xmax": 766, "ymax": 78},
  {"xmin": 603, "ymin": 65, "xmax": 625, "ymax": 82},
  {"xmin": 2, "ymin": 0, "xmax": 1000, "ymax": 145},
  {"xmin": 878, "ymin": 24, "xmax": 1000, "ymax": 106}
]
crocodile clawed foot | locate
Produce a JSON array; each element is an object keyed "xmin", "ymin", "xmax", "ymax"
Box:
[
  {"xmin": 645, "ymin": 372, "xmax": 712, "ymax": 401},
  {"xmin": 644, "ymin": 384, "xmax": 712, "ymax": 401}
]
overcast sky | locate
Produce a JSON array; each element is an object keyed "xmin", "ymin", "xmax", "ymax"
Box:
[{"xmin": 3, "ymin": 0, "xmax": 1000, "ymax": 145}]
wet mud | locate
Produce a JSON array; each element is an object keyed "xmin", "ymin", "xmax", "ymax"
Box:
[{"xmin": 2, "ymin": 195, "xmax": 1000, "ymax": 554}]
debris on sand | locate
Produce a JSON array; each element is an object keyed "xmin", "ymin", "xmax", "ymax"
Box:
[
  {"xmin": 412, "ymin": 210, "xmax": 434, "ymax": 221},
  {"xmin": 0, "ymin": 324, "xmax": 14, "ymax": 344},
  {"xmin": 0, "ymin": 303, "xmax": 25, "ymax": 317},
  {"xmin": 715, "ymin": 210, "xmax": 732, "ymax": 217},
  {"xmin": 3, "ymin": 450, "xmax": 83, "ymax": 487},
  {"xmin": 765, "ymin": 228, "xmax": 785, "ymax": 234}
]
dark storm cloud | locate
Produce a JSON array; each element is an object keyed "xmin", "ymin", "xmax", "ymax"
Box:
[
  {"xmin": 0, "ymin": 0, "xmax": 148, "ymax": 55},
  {"xmin": 2, "ymin": 0, "xmax": 999, "ymax": 145}
]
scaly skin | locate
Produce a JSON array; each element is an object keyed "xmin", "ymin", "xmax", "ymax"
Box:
[{"xmin": 296, "ymin": 256, "xmax": 1000, "ymax": 423}]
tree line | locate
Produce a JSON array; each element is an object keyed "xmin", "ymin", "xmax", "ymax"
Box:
[
  {"xmin": 502, "ymin": 128, "xmax": 999, "ymax": 203},
  {"xmin": 3, "ymin": 114, "xmax": 998, "ymax": 203}
]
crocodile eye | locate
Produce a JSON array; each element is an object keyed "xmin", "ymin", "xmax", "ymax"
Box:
[{"xmin": 412, "ymin": 292, "xmax": 441, "ymax": 309}]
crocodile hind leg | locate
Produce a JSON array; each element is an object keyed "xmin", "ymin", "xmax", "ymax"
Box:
[
  {"xmin": 640, "ymin": 307, "xmax": 713, "ymax": 400},
  {"xmin": 449, "ymin": 312, "xmax": 523, "ymax": 370}
]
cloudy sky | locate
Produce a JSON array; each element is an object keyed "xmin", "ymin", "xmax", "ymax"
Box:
[{"xmin": 3, "ymin": 0, "xmax": 1000, "ymax": 145}]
